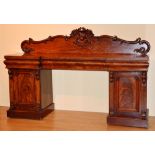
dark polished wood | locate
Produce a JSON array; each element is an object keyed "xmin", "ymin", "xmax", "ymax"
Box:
[
  {"xmin": 4, "ymin": 27, "xmax": 150, "ymax": 128},
  {"xmin": 7, "ymin": 69, "xmax": 54, "ymax": 119}
]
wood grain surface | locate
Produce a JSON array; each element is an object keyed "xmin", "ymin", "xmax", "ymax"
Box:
[
  {"xmin": 3, "ymin": 27, "xmax": 150, "ymax": 128},
  {"xmin": 0, "ymin": 106, "xmax": 154, "ymax": 131}
]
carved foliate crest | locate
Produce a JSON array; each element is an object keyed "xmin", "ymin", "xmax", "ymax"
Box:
[{"xmin": 70, "ymin": 27, "xmax": 94, "ymax": 48}]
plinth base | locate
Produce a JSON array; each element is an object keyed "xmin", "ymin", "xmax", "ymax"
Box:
[
  {"xmin": 7, "ymin": 103, "xmax": 54, "ymax": 120},
  {"xmin": 107, "ymin": 114, "xmax": 148, "ymax": 128}
]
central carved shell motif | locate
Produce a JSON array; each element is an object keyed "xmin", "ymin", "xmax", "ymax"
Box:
[{"xmin": 70, "ymin": 27, "xmax": 94, "ymax": 47}]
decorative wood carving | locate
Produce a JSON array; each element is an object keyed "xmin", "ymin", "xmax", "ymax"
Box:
[
  {"xmin": 141, "ymin": 71, "xmax": 147, "ymax": 85},
  {"xmin": 109, "ymin": 72, "xmax": 114, "ymax": 83},
  {"xmin": 21, "ymin": 27, "xmax": 150, "ymax": 56},
  {"xmin": 35, "ymin": 70, "xmax": 40, "ymax": 80},
  {"xmin": 4, "ymin": 27, "xmax": 150, "ymax": 127},
  {"xmin": 70, "ymin": 27, "xmax": 94, "ymax": 48},
  {"xmin": 8, "ymin": 69, "xmax": 13, "ymax": 79}
]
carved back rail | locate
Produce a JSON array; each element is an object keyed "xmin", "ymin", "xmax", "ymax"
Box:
[
  {"xmin": 4, "ymin": 27, "xmax": 150, "ymax": 71},
  {"xmin": 21, "ymin": 27, "xmax": 150, "ymax": 57}
]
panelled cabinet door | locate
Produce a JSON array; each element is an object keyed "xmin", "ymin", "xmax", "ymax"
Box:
[
  {"xmin": 9, "ymin": 69, "xmax": 41, "ymax": 111},
  {"xmin": 109, "ymin": 71, "xmax": 147, "ymax": 118}
]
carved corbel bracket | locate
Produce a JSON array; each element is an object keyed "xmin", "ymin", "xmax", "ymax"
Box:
[
  {"xmin": 109, "ymin": 72, "xmax": 114, "ymax": 83},
  {"xmin": 35, "ymin": 70, "xmax": 40, "ymax": 80},
  {"xmin": 8, "ymin": 70, "xmax": 13, "ymax": 79},
  {"xmin": 141, "ymin": 72, "xmax": 147, "ymax": 85}
]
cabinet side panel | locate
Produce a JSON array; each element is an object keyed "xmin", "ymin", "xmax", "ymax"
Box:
[{"xmin": 40, "ymin": 70, "xmax": 53, "ymax": 109}]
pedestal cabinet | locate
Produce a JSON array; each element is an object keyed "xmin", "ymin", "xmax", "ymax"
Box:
[
  {"xmin": 108, "ymin": 71, "xmax": 148, "ymax": 127},
  {"xmin": 7, "ymin": 69, "xmax": 54, "ymax": 119}
]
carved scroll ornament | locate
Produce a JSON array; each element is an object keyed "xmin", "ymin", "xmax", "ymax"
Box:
[{"xmin": 21, "ymin": 27, "xmax": 150, "ymax": 56}]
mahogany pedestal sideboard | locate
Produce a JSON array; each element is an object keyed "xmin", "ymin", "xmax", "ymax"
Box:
[{"xmin": 4, "ymin": 27, "xmax": 150, "ymax": 128}]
